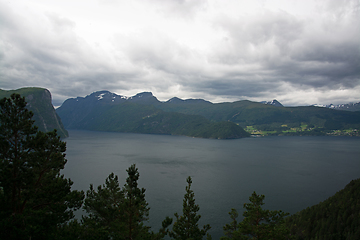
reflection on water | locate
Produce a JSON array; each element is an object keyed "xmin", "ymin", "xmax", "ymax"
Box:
[{"xmin": 62, "ymin": 130, "xmax": 360, "ymax": 239}]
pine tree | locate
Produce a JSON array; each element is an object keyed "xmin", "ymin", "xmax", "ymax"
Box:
[
  {"xmin": 82, "ymin": 164, "xmax": 172, "ymax": 240},
  {"xmin": 0, "ymin": 94, "xmax": 84, "ymax": 240},
  {"xmin": 123, "ymin": 164, "xmax": 150, "ymax": 240},
  {"xmin": 82, "ymin": 173, "xmax": 125, "ymax": 239},
  {"xmin": 222, "ymin": 209, "xmax": 243, "ymax": 240},
  {"xmin": 221, "ymin": 192, "xmax": 291, "ymax": 240},
  {"xmin": 170, "ymin": 176, "xmax": 211, "ymax": 240}
]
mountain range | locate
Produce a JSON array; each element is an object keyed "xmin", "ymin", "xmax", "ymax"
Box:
[
  {"xmin": 56, "ymin": 91, "xmax": 249, "ymax": 139},
  {"xmin": 57, "ymin": 90, "xmax": 360, "ymax": 137},
  {"xmin": 261, "ymin": 99, "xmax": 360, "ymax": 111},
  {"xmin": 312, "ymin": 102, "xmax": 360, "ymax": 112},
  {"xmin": 2, "ymin": 88, "xmax": 359, "ymax": 138}
]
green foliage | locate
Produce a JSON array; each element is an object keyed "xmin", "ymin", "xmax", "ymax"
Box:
[
  {"xmin": 221, "ymin": 192, "xmax": 291, "ymax": 240},
  {"xmin": 0, "ymin": 94, "xmax": 84, "ymax": 240},
  {"xmin": 286, "ymin": 178, "xmax": 360, "ymax": 240},
  {"xmin": 170, "ymin": 176, "xmax": 211, "ymax": 240},
  {"xmin": 123, "ymin": 164, "xmax": 150, "ymax": 239},
  {"xmin": 222, "ymin": 209, "xmax": 241, "ymax": 239},
  {"xmin": 81, "ymin": 164, "xmax": 172, "ymax": 240},
  {"xmin": 81, "ymin": 173, "xmax": 125, "ymax": 239}
]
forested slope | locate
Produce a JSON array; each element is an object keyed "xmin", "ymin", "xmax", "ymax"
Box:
[
  {"xmin": 56, "ymin": 91, "xmax": 249, "ymax": 139},
  {"xmin": 57, "ymin": 90, "xmax": 360, "ymax": 137},
  {"xmin": 286, "ymin": 178, "xmax": 360, "ymax": 240},
  {"xmin": 160, "ymin": 99, "xmax": 360, "ymax": 130}
]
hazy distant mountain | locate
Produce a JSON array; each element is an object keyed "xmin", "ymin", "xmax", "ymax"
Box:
[
  {"xmin": 0, "ymin": 88, "xmax": 68, "ymax": 138},
  {"xmin": 261, "ymin": 99, "xmax": 284, "ymax": 107},
  {"xmin": 312, "ymin": 102, "xmax": 360, "ymax": 112},
  {"xmin": 56, "ymin": 91, "xmax": 249, "ymax": 139}
]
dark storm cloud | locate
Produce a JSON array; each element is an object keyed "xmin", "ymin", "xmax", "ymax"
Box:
[
  {"xmin": 1, "ymin": 0, "xmax": 359, "ymax": 106},
  {"xmin": 204, "ymin": 4, "xmax": 360, "ymax": 101},
  {"xmin": 188, "ymin": 78, "xmax": 279, "ymax": 99}
]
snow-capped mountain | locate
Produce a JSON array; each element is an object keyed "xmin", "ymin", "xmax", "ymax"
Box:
[
  {"xmin": 261, "ymin": 99, "xmax": 283, "ymax": 107},
  {"xmin": 312, "ymin": 102, "xmax": 360, "ymax": 112},
  {"xmin": 90, "ymin": 90, "xmax": 128, "ymax": 103},
  {"xmin": 63, "ymin": 91, "xmax": 160, "ymax": 106}
]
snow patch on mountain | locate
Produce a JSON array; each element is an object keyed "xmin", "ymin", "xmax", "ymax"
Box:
[
  {"xmin": 311, "ymin": 102, "xmax": 360, "ymax": 111},
  {"xmin": 261, "ymin": 99, "xmax": 283, "ymax": 107},
  {"xmin": 97, "ymin": 93, "xmax": 106, "ymax": 100}
]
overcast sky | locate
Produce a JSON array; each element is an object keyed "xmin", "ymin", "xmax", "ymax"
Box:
[{"xmin": 1, "ymin": 0, "xmax": 359, "ymax": 106}]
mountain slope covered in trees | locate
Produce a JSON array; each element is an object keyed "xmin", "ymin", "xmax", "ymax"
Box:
[
  {"xmin": 0, "ymin": 88, "xmax": 68, "ymax": 138},
  {"xmin": 286, "ymin": 178, "xmax": 360, "ymax": 240},
  {"xmin": 159, "ymin": 98, "xmax": 360, "ymax": 135},
  {"xmin": 56, "ymin": 91, "xmax": 249, "ymax": 139},
  {"xmin": 57, "ymin": 90, "xmax": 360, "ymax": 137}
]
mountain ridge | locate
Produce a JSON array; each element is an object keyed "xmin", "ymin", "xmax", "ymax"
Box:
[
  {"xmin": 66, "ymin": 90, "xmax": 360, "ymax": 111},
  {"xmin": 57, "ymin": 90, "xmax": 360, "ymax": 137},
  {"xmin": 0, "ymin": 88, "xmax": 69, "ymax": 138},
  {"xmin": 312, "ymin": 102, "xmax": 360, "ymax": 112},
  {"xmin": 56, "ymin": 91, "xmax": 249, "ymax": 139}
]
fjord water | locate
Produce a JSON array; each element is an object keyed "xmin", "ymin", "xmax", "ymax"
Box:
[{"xmin": 62, "ymin": 130, "xmax": 360, "ymax": 239}]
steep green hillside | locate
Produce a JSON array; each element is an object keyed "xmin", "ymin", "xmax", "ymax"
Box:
[
  {"xmin": 0, "ymin": 88, "xmax": 68, "ymax": 138},
  {"xmin": 56, "ymin": 93, "xmax": 249, "ymax": 139},
  {"xmin": 286, "ymin": 178, "xmax": 360, "ymax": 240}
]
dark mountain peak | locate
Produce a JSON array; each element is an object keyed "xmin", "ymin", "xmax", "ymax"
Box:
[
  {"xmin": 60, "ymin": 90, "xmax": 128, "ymax": 109},
  {"xmin": 166, "ymin": 97, "xmax": 212, "ymax": 105},
  {"xmin": 166, "ymin": 97, "xmax": 185, "ymax": 103},
  {"xmin": 128, "ymin": 92, "xmax": 160, "ymax": 104},
  {"xmin": 72, "ymin": 91, "xmax": 126, "ymax": 104},
  {"xmin": 130, "ymin": 92, "xmax": 153, "ymax": 98},
  {"xmin": 88, "ymin": 90, "xmax": 126, "ymax": 100},
  {"xmin": 261, "ymin": 99, "xmax": 283, "ymax": 107}
]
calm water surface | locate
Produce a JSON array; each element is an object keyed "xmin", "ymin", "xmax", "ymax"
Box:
[{"xmin": 62, "ymin": 130, "xmax": 360, "ymax": 239}]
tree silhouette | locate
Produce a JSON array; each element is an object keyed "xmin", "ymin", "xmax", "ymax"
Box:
[
  {"xmin": 0, "ymin": 94, "xmax": 84, "ymax": 239},
  {"xmin": 170, "ymin": 176, "xmax": 211, "ymax": 240}
]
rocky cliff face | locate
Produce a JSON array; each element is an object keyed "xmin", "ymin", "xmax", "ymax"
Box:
[{"xmin": 0, "ymin": 88, "xmax": 68, "ymax": 138}]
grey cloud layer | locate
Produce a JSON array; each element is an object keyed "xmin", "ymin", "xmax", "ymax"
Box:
[{"xmin": 0, "ymin": 0, "xmax": 359, "ymax": 106}]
